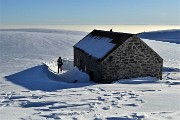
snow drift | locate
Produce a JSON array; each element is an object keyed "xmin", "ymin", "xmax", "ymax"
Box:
[
  {"xmin": 45, "ymin": 64, "xmax": 90, "ymax": 83},
  {"xmin": 5, "ymin": 63, "xmax": 92, "ymax": 91}
]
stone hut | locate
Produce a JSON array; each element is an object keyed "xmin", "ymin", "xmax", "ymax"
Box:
[{"xmin": 73, "ymin": 29, "xmax": 163, "ymax": 83}]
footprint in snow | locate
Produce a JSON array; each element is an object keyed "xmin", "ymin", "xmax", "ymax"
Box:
[
  {"xmin": 97, "ymin": 87, "xmax": 106, "ymax": 91},
  {"xmin": 135, "ymin": 99, "xmax": 145, "ymax": 103},
  {"xmin": 122, "ymin": 103, "xmax": 138, "ymax": 107},
  {"xmin": 41, "ymin": 113, "xmax": 62, "ymax": 119},
  {"xmin": 20, "ymin": 101, "xmax": 57, "ymax": 108},
  {"xmin": 111, "ymin": 100, "xmax": 118, "ymax": 106},
  {"xmin": 113, "ymin": 96, "xmax": 123, "ymax": 100},
  {"xmin": 141, "ymin": 89, "xmax": 156, "ymax": 92},
  {"xmin": 9, "ymin": 95, "xmax": 26, "ymax": 100},
  {"xmin": 102, "ymin": 106, "xmax": 111, "ymax": 110},
  {"xmin": 103, "ymin": 94, "xmax": 111, "ymax": 96},
  {"xmin": 97, "ymin": 96, "xmax": 106, "ymax": 101}
]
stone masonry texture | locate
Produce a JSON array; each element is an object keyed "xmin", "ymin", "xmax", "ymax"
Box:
[{"xmin": 74, "ymin": 36, "xmax": 163, "ymax": 83}]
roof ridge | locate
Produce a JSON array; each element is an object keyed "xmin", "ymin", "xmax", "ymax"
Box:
[
  {"xmin": 74, "ymin": 29, "xmax": 134, "ymax": 60},
  {"xmin": 92, "ymin": 29, "xmax": 134, "ymax": 35}
]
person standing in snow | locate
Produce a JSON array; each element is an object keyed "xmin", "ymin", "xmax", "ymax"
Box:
[{"xmin": 57, "ymin": 57, "xmax": 63, "ymax": 73}]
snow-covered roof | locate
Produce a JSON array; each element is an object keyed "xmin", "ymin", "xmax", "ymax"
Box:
[
  {"xmin": 74, "ymin": 34, "xmax": 115, "ymax": 59},
  {"xmin": 74, "ymin": 30, "xmax": 134, "ymax": 59}
]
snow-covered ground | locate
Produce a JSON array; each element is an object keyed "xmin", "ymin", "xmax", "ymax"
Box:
[
  {"xmin": 0, "ymin": 29, "xmax": 179, "ymax": 120},
  {"xmin": 139, "ymin": 29, "xmax": 180, "ymax": 44}
]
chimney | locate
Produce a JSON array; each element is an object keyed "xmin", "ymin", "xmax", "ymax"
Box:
[{"xmin": 110, "ymin": 29, "xmax": 112, "ymax": 32}]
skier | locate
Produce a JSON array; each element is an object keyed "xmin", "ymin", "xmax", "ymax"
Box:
[{"xmin": 57, "ymin": 57, "xmax": 63, "ymax": 73}]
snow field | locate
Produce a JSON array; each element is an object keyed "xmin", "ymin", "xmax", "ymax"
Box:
[{"xmin": 0, "ymin": 29, "xmax": 179, "ymax": 120}]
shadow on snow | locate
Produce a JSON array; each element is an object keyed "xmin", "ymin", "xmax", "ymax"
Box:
[
  {"xmin": 5, "ymin": 63, "xmax": 179, "ymax": 91},
  {"xmin": 5, "ymin": 64, "xmax": 95, "ymax": 92},
  {"xmin": 162, "ymin": 67, "xmax": 180, "ymax": 72}
]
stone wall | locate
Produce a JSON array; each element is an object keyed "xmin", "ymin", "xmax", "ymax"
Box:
[
  {"xmin": 100, "ymin": 36, "xmax": 163, "ymax": 83},
  {"xmin": 74, "ymin": 48, "xmax": 102, "ymax": 82},
  {"xmin": 74, "ymin": 36, "xmax": 163, "ymax": 83}
]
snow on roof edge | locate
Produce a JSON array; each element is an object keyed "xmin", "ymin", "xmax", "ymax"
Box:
[{"xmin": 74, "ymin": 34, "xmax": 116, "ymax": 59}]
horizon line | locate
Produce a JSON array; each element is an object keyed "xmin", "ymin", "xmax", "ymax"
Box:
[{"xmin": 1, "ymin": 24, "xmax": 180, "ymax": 26}]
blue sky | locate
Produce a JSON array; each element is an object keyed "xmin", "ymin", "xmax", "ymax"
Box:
[{"xmin": 0, "ymin": 0, "xmax": 179, "ymax": 25}]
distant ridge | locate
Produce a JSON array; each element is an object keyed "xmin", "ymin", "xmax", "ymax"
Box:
[
  {"xmin": 0, "ymin": 28, "xmax": 87, "ymax": 35},
  {"xmin": 138, "ymin": 29, "xmax": 180, "ymax": 44}
]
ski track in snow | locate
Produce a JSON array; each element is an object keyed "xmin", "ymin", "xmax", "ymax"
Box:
[{"xmin": 0, "ymin": 29, "xmax": 180, "ymax": 120}]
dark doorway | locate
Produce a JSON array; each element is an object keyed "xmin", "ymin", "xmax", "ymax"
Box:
[{"xmin": 89, "ymin": 71, "xmax": 94, "ymax": 81}]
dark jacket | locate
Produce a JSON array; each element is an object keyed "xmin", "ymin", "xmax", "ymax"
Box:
[{"xmin": 57, "ymin": 58, "xmax": 63, "ymax": 66}]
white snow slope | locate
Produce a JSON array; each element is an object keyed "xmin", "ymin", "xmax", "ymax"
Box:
[{"xmin": 0, "ymin": 29, "xmax": 179, "ymax": 120}]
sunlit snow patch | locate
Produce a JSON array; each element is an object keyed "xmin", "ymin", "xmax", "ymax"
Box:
[{"xmin": 44, "ymin": 63, "xmax": 90, "ymax": 83}]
